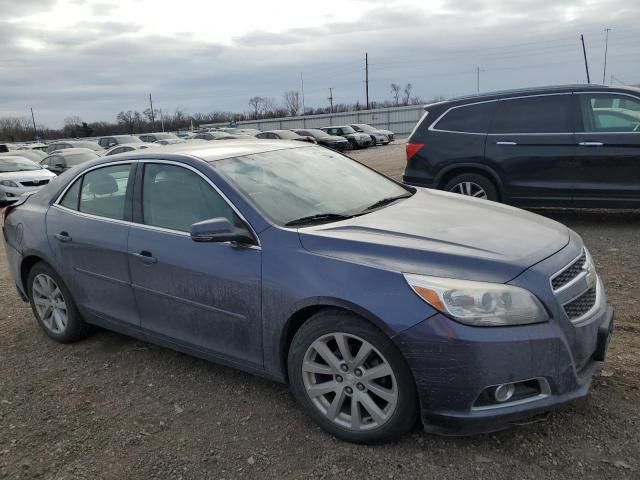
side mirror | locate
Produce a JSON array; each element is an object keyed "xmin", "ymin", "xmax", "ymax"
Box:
[{"xmin": 190, "ymin": 217, "xmax": 255, "ymax": 244}]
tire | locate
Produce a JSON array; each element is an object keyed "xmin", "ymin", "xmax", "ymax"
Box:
[
  {"xmin": 348, "ymin": 139, "xmax": 358, "ymax": 150},
  {"xmin": 288, "ymin": 310, "xmax": 419, "ymax": 443},
  {"xmin": 27, "ymin": 262, "xmax": 92, "ymax": 343},
  {"xmin": 443, "ymin": 173, "xmax": 498, "ymax": 201}
]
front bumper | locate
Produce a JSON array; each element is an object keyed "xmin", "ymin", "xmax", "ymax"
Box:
[{"xmin": 393, "ymin": 305, "xmax": 613, "ymax": 435}]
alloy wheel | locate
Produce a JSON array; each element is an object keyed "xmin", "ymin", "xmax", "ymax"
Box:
[
  {"xmin": 302, "ymin": 332, "xmax": 398, "ymax": 431},
  {"xmin": 32, "ymin": 273, "xmax": 68, "ymax": 334},
  {"xmin": 449, "ymin": 181, "xmax": 488, "ymax": 199}
]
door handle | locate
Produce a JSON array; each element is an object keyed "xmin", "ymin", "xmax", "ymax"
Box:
[
  {"xmin": 496, "ymin": 141, "xmax": 517, "ymax": 145},
  {"xmin": 132, "ymin": 251, "xmax": 157, "ymax": 264},
  {"xmin": 578, "ymin": 141, "xmax": 604, "ymax": 146},
  {"xmin": 54, "ymin": 232, "xmax": 72, "ymax": 242}
]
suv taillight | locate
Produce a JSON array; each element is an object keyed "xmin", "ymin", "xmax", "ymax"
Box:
[{"xmin": 406, "ymin": 143, "xmax": 425, "ymax": 161}]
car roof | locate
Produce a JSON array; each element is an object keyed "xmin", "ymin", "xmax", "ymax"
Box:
[
  {"xmin": 429, "ymin": 84, "xmax": 640, "ymax": 108},
  {"xmin": 81, "ymin": 140, "xmax": 308, "ymax": 166}
]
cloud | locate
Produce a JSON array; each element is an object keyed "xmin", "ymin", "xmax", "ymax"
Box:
[{"xmin": 0, "ymin": 0, "xmax": 638, "ymax": 127}]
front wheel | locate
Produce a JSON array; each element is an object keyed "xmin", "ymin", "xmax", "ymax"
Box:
[
  {"xmin": 288, "ymin": 310, "xmax": 419, "ymax": 443},
  {"xmin": 443, "ymin": 173, "xmax": 498, "ymax": 201}
]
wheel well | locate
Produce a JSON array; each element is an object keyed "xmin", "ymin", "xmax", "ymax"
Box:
[
  {"xmin": 438, "ymin": 167, "xmax": 502, "ymax": 200},
  {"xmin": 20, "ymin": 255, "xmax": 44, "ymax": 292},
  {"xmin": 280, "ymin": 305, "xmax": 355, "ymax": 382}
]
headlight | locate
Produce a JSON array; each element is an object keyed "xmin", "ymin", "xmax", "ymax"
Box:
[
  {"xmin": 404, "ymin": 274, "xmax": 548, "ymax": 326},
  {"xmin": 0, "ymin": 180, "xmax": 19, "ymax": 188}
]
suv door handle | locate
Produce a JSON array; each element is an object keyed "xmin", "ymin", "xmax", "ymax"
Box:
[
  {"xmin": 131, "ymin": 251, "xmax": 157, "ymax": 264},
  {"xmin": 496, "ymin": 141, "xmax": 517, "ymax": 145},
  {"xmin": 578, "ymin": 141, "xmax": 604, "ymax": 146},
  {"xmin": 54, "ymin": 232, "xmax": 72, "ymax": 242}
]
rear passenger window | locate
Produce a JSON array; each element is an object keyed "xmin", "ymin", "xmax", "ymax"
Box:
[
  {"xmin": 142, "ymin": 163, "xmax": 234, "ymax": 232},
  {"xmin": 578, "ymin": 93, "xmax": 640, "ymax": 132},
  {"xmin": 59, "ymin": 179, "xmax": 81, "ymax": 210},
  {"xmin": 434, "ymin": 102, "xmax": 495, "ymax": 133},
  {"xmin": 79, "ymin": 164, "xmax": 132, "ymax": 220},
  {"xmin": 490, "ymin": 95, "xmax": 572, "ymax": 134}
]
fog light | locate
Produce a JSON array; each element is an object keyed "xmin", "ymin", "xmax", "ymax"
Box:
[{"xmin": 494, "ymin": 383, "xmax": 516, "ymax": 403}]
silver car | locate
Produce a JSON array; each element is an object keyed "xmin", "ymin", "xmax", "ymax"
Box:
[{"xmin": 0, "ymin": 156, "xmax": 56, "ymax": 205}]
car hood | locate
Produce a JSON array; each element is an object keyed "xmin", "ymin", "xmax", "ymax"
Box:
[
  {"xmin": 323, "ymin": 136, "xmax": 348, "ymax": 142},
  {"xmin": 298, "ymin": 188, "xmax": 570, "ymax": 283},
  {"xmin": 0, "ymin": 169, "xmax": 56, "ymax": 181}
]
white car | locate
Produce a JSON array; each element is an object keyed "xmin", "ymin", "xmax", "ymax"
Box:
[
  {"xmin": 0, "ymin": 156, "xmax": 56, "ymax": 205},
  {"xmin": 104, "ymin": 143, "xmax": 152, "ymax": 156},
  {"xmin": 350, "ymin": 124, "xmax": 393, "ymax": 145}
]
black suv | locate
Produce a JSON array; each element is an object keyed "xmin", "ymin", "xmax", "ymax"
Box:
[{"xmin": 404, "ymin": 85, "xmax": 640, "ymax": 208}]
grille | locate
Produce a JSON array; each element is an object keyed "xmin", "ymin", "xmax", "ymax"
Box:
[
  {"xmin": 20, "ymin": 179, "xmax": 50, "ymax": 187},
  {"xmin": 552, "ymin": 251, "xmax": 586, "ymax": 290},
  {"xmin": 563, "ymin": 287, "xmax": 597, "ymax": 320}
]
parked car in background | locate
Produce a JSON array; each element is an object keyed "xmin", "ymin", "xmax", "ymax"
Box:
[
  {"xmin": 293, "ymin": 129, "xmax": 349, "ymax": 151},
  {"xmin": 1, "ymin": 150, "xmax": 47, "ymax": 162},
  {"xmin": 256, "ymin": 130, "xmax": 315, "ymax": 143},
  {"xmin": 138, "ymin": 132, "xmax": 180, "ymax": 143},
  {"xmin": 2, "ymin": 140, "xmax": 613, "ymax": 443},
  {"xmin": 220, "ymin": 128, "xmax": 262, "ymax": 136},
  {"xmin": 1, "ymin": 144, "xmax": 18, "ymax": 153},
  {"xmin": 155, "ymin": 138, "xmax": 186, "ymax": 145},
  {"xmin": 350, "ymin": 124, "xmax": 393, "ymax": 144},
  {"xmin": 19, "ymin": 143, "xmax": 48, "ymax": 152},
  {"xmin": 193, "ymin": 132, "xmax": 250, "ymax": 141},
  {"xmin": 404, "ymin": 84, "xmax": 640, "ymax": 208},
  {"xmin": 0, "ymin": 156, "xmax": 56, "ymax": 206},
  {"xmin": 39, "ymin": 148, "xmax": 100, "ymax": 175},
  {"xmin": 104, "ymin": 144, "xmax": 152, "ymax": 156},
  {"xmin": 46, "ymin": 140, "xmax": 103, "ymax": 154},
  {"xmin": 321, "ymin": 126, "xmax": 372, "ymax": 149},
  {"xmin": 98, "ymin": 135, "xmax": 144, "ymax": 149}
]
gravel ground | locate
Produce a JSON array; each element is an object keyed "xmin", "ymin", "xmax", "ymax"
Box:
[{"xmin": 1, "ymin": 142, "xmax": 639, "ymax": 479}]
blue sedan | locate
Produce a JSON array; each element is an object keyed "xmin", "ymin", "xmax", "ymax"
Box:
[{"xmin": 1, "ymin": 141, "xmax": 613, "ymax": 443}]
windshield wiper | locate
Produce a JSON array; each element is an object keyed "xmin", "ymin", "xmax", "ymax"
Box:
[
  {"xmin": 361, "ymin": 193, "xmax": 413, "ymax": 213},
  {"xmin": 285, "ymin": 213, "xmax": 353, "ymax": 227}
]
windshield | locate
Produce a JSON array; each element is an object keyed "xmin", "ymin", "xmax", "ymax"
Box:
[
  {"xmin": 215, "ymin": 147, "xmax": 409, "ymax": 226},
  {"xmin": 302, "ymin": 129, "xmax": 330, "ymax": 138},
  {"xmin": 0, "ymin": 158, "xmax": 41, "ymax": 172},
  {"xmin": 115, "ymin": 136, "xmax": 143, "ymax": 143},
  {"xmin": 340, "ymin": 126, "xmax": 356, "ymax": 134},
  {"xmin": 75, "ymin": 141, "xmax": 102, "ymax": 151},
  {"xmin": 353, "ymin": 124, "xmax": 374, "ymax": 132},
  {"xmin": 154, "ymin": 133, "xmax": 178, "ymax": 140}
]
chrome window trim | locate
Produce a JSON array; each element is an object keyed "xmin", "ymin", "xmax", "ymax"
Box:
[
  {"xmin": 429, "ymin": 92, "xmax": 574, "ymax": 135},
  {"xmin": 52, "ymin": 158, "xmax": 262, "ymax": 248},
  {"xmin": 574, "ymin": 91, "xmax": 640, "ymax": 134}
]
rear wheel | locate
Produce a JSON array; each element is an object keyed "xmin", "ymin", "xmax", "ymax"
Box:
[
  {"xmin": 443, "ymin": 173, "xmax": 498, "ymax": 201},
  {"xmin": 288, "ymin": 310, "xmax": 418, "ymax": 443},
  {"xmin": 27, "ymin": 262, "xmax": 91, "ymax": 343}
]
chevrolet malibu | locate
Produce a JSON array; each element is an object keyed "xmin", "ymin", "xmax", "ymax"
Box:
[{"xmin": 1, "ymin": 141, "xmax": 613, "ymax": 443}]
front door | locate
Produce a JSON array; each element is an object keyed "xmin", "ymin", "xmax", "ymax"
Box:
[
  {"xmin": 572, "ymin": 91, "xmax": 640, "ymax": 207},
  {"xmin": 127, "ymin": 161, "xmax": 262, "ymax": 367},
  {"xmin": 484, "ymin": 93, "xmax": 576, "ymax": 207},
  {"xmin": 46, "ymin": 162, "xmax": 139, "ymax": 328}
]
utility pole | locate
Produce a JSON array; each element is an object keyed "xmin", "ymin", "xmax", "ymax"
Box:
[
  {"xmin": 328, "ymin": 88, "xmax": 334, "ymax": 114},
  {"xmin": 476, "ymin": 66, "xmax": 485, "ymax": 93},
  {"xmin": 580, "ymin": 34, "xmax": 591, "ymax": 84},
  {"xmin": 603, "ymin": 28, "xmax": 611, "ymax": 84},
  {"xmin": 300, "ymin": 72, "xmax": 306, "ymax": 116},
  {"xmin": 148, "ymin": 93, "xmax": 156, "ymax": 129},
  {"xmin": 365, "ymin": 52, "xmax": 369, "ymax": 109},
  {"xmin": 30, "ymin": 108, "xmax": 37, "ymax": 138}
]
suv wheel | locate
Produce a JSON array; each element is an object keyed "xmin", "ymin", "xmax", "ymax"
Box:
[
  {"xmin": 27, "ymin": 262, "xmax": 92, "ymax": 343},
  {"xmin": 443, "ymin": 173, "xmax": 498, "ymax": 201},
  {"xmin": 288, "ymin": 310, "xmax": 418, "ymax": 443}
]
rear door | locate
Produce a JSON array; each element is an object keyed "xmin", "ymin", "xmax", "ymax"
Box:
[
  {"xmin": 485, "ymin": 93, "xmax": 576, "ymax": 206},
  {"xmin": 46, "ymin": 162, "xmax": 139, "ymax": 328},
  {"xmin": 572, "ymin": 91, "xmax": 640, "ymax": 207}
]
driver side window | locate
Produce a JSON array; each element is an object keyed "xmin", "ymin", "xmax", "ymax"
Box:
[
  {"xmin": 141, "ymin": 163, "xmax": 236, "ymax": 233},
  {"xmin": 579, "ymin": 93, "xmax": 640, "ymax": 132}
]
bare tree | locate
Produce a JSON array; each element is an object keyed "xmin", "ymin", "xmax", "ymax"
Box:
[
  {"xmin": 261, "ymin": 97, "xmax": 276, "ymax": 116},
  {"xmin": 116, "ymin": 111, "xmax": 137, "ymax": 133},
  {"xmin": 64, "ymin": 116, "xmax": 82, "ymax": 126},
  {"xmin": 390, "ymin": 83, "xmax": 401, "ymax": 105},
  {"xmin": 248, "ymin": 96, "xmax": 263, "ymax": 119},
  {"xmin": 283, "ymin": 91, "xmax": 300, "ymax": 116},
  {"xmin": 403, "ymin": 83, "xmax": 413, "ymax": 105}
]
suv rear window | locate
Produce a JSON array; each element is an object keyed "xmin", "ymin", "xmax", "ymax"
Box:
[
  {"xmin": 490, "ymin": 94, "xmax": 572, "ymax": 134},
  {"xmin": 433, "ymin": 102, "xmax": 495, "ymax": 133}
]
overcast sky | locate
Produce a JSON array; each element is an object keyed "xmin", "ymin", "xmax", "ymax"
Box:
[{"xmin": 1, "ymin": 0, "xmax": 639, "ymax": 128}]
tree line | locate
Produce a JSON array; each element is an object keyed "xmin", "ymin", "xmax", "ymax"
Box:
[{"xmin": 1, "ymin": 84, "xmax": 442, "ymax": 142}]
